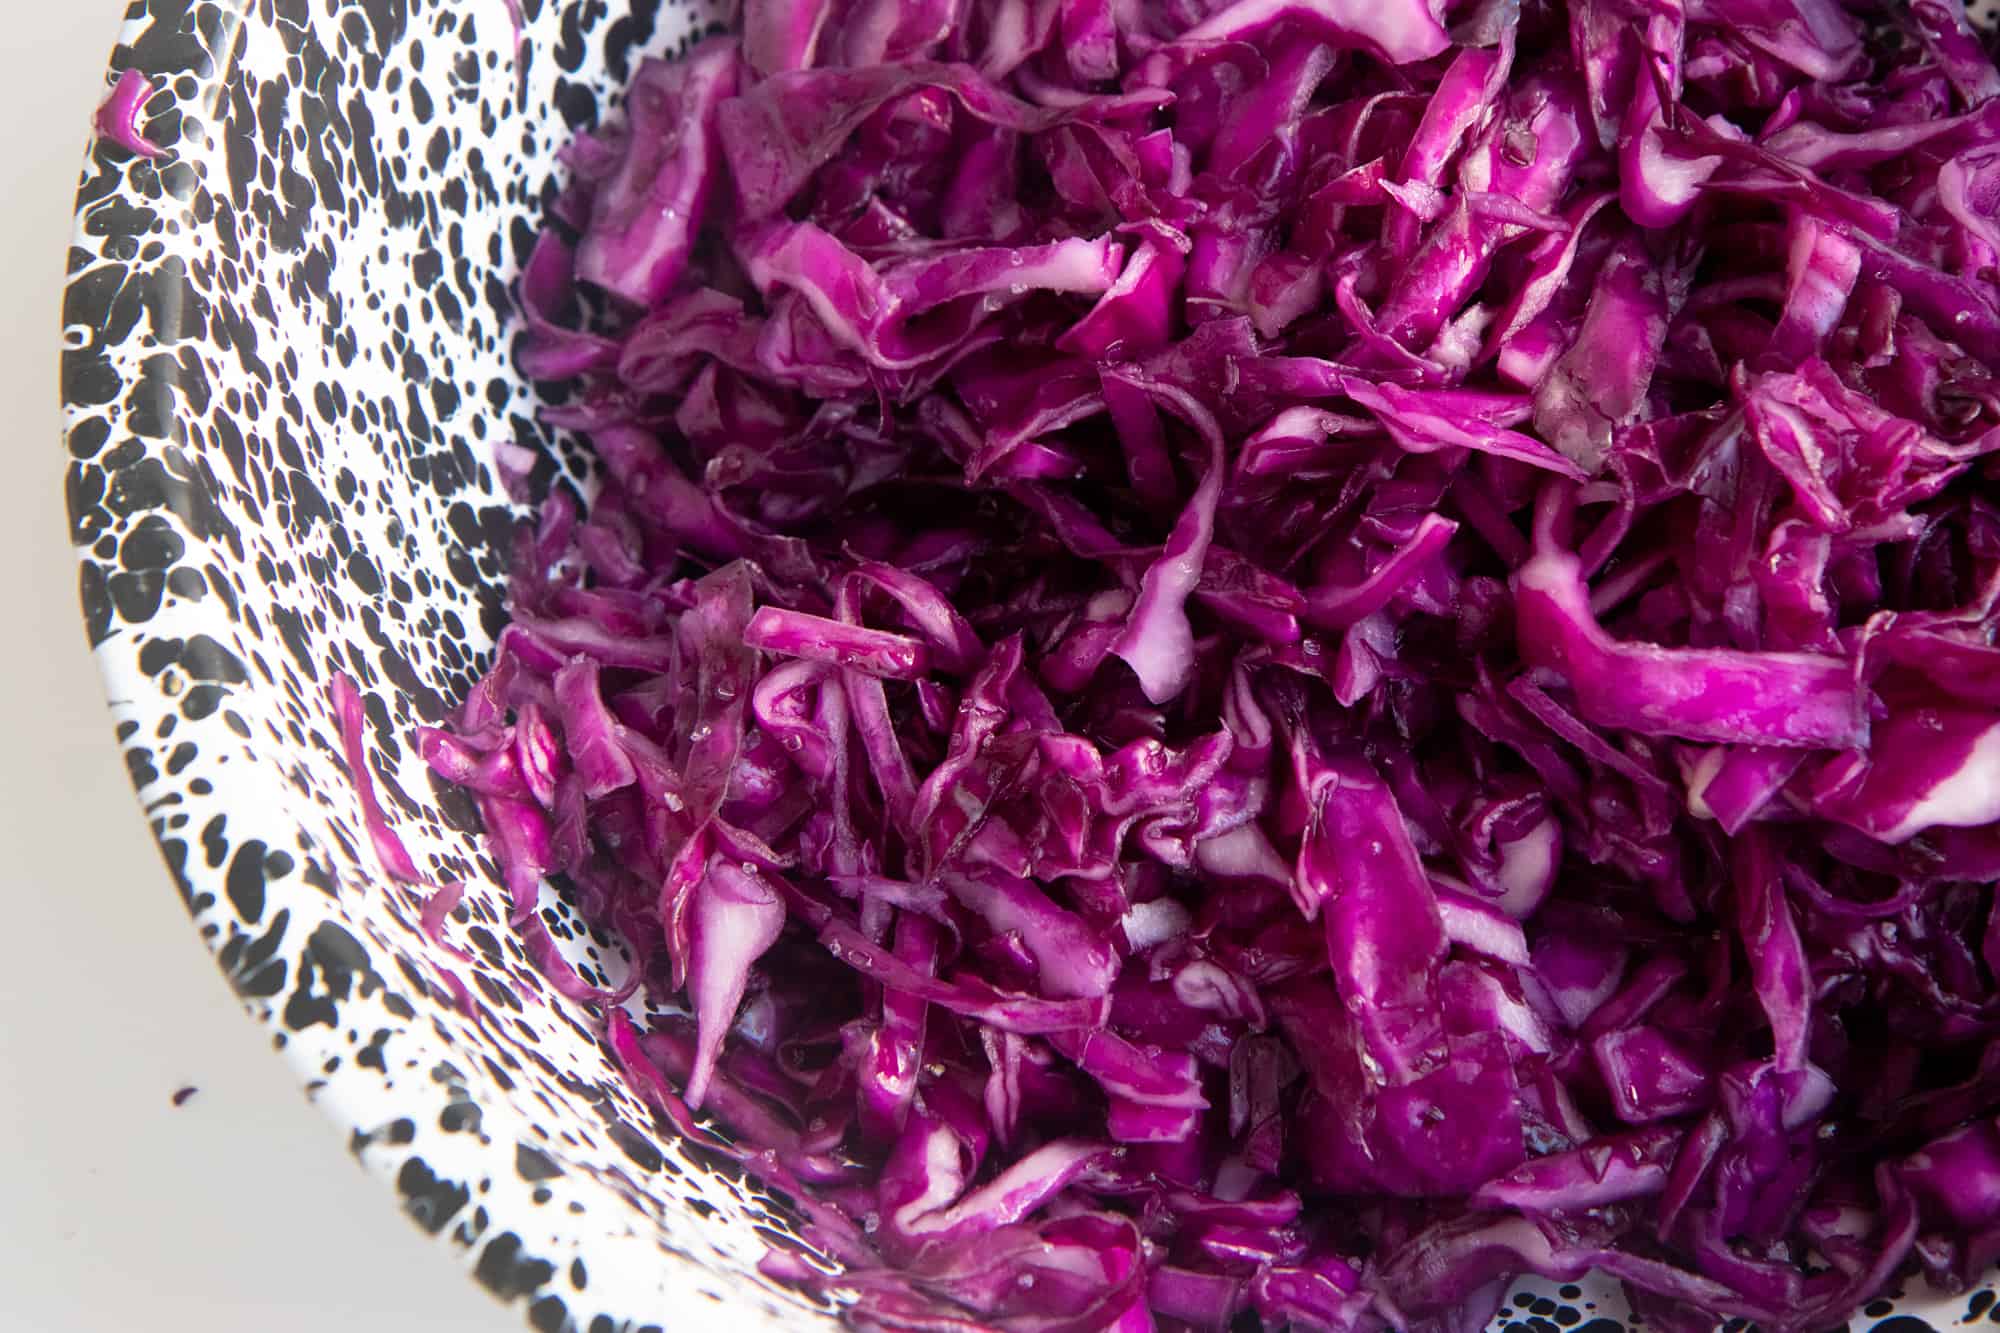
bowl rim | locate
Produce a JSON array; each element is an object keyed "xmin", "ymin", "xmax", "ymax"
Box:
[
  {"xmin": 60, "ymin": 2, "xmax": 533, "ymax": 1310},
  {"xmin": 59, "ymin": 8, "xmax": 1985, "ymax": 1333},
  {"xmin": 58, "ymin": 5, "xmax": 826, "ymax": 1329}
]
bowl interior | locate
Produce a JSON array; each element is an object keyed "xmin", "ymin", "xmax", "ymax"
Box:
[{"xmin": 65, "ymin": 1, "xmax": 840, "ymax": 1326}]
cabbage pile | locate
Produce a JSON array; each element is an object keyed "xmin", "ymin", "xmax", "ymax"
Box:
[
  {"xmin": 94, "ymin": 68, "xmax": 166, "ymax": 160},
  {"xmin": 407, "ymin": 0, "xmax": 2000, "ymax": 1328}
]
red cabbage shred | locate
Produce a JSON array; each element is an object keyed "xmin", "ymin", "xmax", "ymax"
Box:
[
  {"xmin": 396, "ymin": 0, "xmax": 2000, "ymax": 1328},
  {"xmin": 94, "ymin": 68, "xmax": 165, "ymax": 161}
]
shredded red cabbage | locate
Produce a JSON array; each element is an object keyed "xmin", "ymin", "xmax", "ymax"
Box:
[
  {"xmin": 94, "ymin": 68, "xmax": 165, "ymax": 161},
  {"xmin": 391, "ymin": 0, "xmax": 2000, "ymax": 1328}
]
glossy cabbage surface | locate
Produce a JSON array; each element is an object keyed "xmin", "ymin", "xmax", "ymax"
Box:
[{"xmin": 395, "ymin": 2, "xmax": 2000, "ymax": 1328}]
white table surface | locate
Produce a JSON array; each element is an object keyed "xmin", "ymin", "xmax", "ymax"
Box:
[{"xmin": 0, "ymin": 8, "xmax": 516, "ymax": 1331}]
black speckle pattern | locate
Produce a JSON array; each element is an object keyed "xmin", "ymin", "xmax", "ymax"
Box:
[
  {"xmin": 57, "ymin": 4, "xmax": 1997, "ymax": 1333},
  {"xmin": 62, "ymin": 1, "xmax": 836, "ymax": 1328}
]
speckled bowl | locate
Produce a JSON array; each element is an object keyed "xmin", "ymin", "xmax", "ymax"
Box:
[
  {"xmin": 61, "ymin": 1, "xmax": 844, "ymax": 1327},
  {"xmin": 56, "ymin": 3, "xmax": 2000, "ymax": 1332}
]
